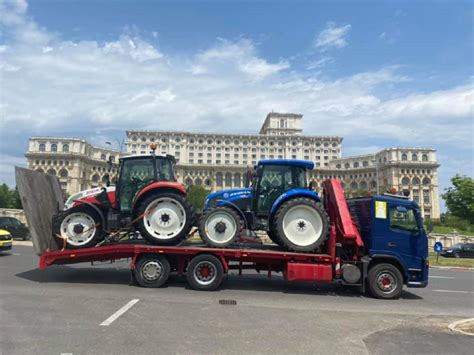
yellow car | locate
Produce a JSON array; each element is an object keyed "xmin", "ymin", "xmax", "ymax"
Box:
[{"xmin": 0, "ymin": 229, "xmax": 13, "ymax": 252}]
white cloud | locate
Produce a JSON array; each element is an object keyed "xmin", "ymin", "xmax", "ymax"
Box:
[
  {"xmin": 306, "ymin": 56, "xmax": 334, "ymax": 70},
  {"xmin": 0, "ymin": 2, "xmax": 472, "ymax": 163},
  {"xmin": 314, "ymin": 22, "xmax": 351, "ymax": 50},
  {"xmin": 194, "ymin": 38, "xmax": 289, "ymax": 80}
]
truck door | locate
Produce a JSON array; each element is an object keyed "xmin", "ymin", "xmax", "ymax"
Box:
[{"xmin": 384, "ymin": 204, "xmax": 426, "ymax": 270}]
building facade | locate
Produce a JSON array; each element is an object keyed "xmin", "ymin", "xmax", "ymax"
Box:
[
  {"xmin": 25, "ymin": 112, "xmax": 440, "ymax": 219},
  {"xmin": 25, "ymin": 137, "xmax": 120, "ymax": 195}
]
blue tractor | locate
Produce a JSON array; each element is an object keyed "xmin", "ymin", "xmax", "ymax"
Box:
[{"xmin": 199, "ymin": 160, "xmax": 329, "ymax": 252}]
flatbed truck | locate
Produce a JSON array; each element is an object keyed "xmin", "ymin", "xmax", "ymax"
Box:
[{"xmin": 30, "ymin": 178, "xmax": 429, "ymax": 299}]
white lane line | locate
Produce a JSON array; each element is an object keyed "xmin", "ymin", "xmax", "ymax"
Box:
[
  {"xmin": 429, "ymin": 276, "xmax": 455, "ymax": 279},
  {"xmin": 100, "ymin": 299, "xmax": 140, "ymax": 326},
  {"xmin": 432, "ymin": 289, "xmax": 473, "ymax": 294},
  {"xmin": 12, "ymin": 253, "xmax": 21, "ymax": 256}
]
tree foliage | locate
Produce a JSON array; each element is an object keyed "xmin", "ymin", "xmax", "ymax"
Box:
[
  {"xmin": 442, "ymin": 175, "xmax": 474, "ymax": 224},
  {"xmin": 186, "ymin": 185, "xmax": 209, "ymax": 212},
  {"xmin": 0, "ymin": 184, "xmax": 23, "ymax": 209}
]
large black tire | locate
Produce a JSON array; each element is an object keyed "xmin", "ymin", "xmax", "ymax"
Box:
[
  {"xmin": 134, "ymin": 254, "xmax": 171, "ymax": 288},
  {"xmin": 186, "ymin": 254, "xmax": 224, "ymax": 291},
  {"xmin": 135, "ymin": 192, "xmax": 194, "ymax": 246},
  {"xmin": 53, "ymin": 206, "xmax": 104, "ymax": 249},
  {"xmin": 273, "ymin": 198, "xmax": 329, "ymax": 252},
  {"xmin": 366, "ymin": 263, "xmax": 403, "ymax": 299},
  {"xmin": 199, "ymin": 207, "xmax": 243, "ymax": 248},
  {"xmin": 266, "ymin": 227, "xmax": 281, "ymax": 246}
]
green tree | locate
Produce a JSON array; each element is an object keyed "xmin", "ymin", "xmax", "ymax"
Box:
[
  {"xmin": 0, "ymin": 183, "xmax": 14, "ymax": 208},
  {"xmin": 186, "ymin": 185, "xmax": 210, "ymax": 212},
  {"xmin": 12, "ymin": 187, "xmax": 22, "ymax": 209},
  {"xmin": 442, "ymin": 175, "xmax": 474, "ymax": 224}
]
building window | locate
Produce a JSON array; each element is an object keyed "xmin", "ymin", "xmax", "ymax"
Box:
[
  {"xmin": 353, "ymin": 162, "xmax": 359, "ymax": 168},
  {"xmin": 423, "ymin": 190, "xmax": 430, "ymax": 204},
  {"xmin": 101, "ymin": 154, "xmax": 106, "ymax": 160},
  {"xmin": 62, "ymin": 144, "xmax": 69, "ymax": 153},
  {"xmin": 422, "ymin": 154, "xmax": 428, "ymax": 161},
  {"xmin": 412, "ymin": 177, "xmax": 420, "ymax": 185},
  {"xmin": 401, "ymin": 154, "xmax": 407, "ymax": 161},
  {"xmin": 344, "ymin": 163, "xmax": 349, "ymax": 168},
  {"xmin": 363, "ymin": 161, "xmax": 368, "ymax": 167},
  {"xmin": 412, "ymin": 154, "xmax": 418, "ymax": 161},
  {"xmin": 50, "ymin": 143, "xmax": 57, "ymax": 152},
  {"xmin": 422, "ymin": 177, "xmax": 431, "ymax": 186},
  {"xmin": 401, "ymin": 177, "xmax": 410, "ymax": 185},
  {"xmin": 412, "ymin": 189, "xmax": 419, "ymax": 203}
]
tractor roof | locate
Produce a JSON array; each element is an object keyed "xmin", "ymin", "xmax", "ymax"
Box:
[
  {"xmin": 120, "ymin": 154, "xmax": 176, "ymax": 162},
  {"xmin": 257, "ymin": 159, "xmax": 314, "ymax": 169}
]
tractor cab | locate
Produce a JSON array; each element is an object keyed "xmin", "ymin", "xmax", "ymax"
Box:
[
  {"xmin": 251, "ymin": 160, "xmax": 313, "ymax": 218},
  {"xmin": 117, "ymin": 154, "xmax": 177, "ymax": 211}
]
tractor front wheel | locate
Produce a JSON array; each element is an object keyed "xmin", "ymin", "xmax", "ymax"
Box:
[
  {"xmin": 54, "ymin": 206, "xmax": 104, "ymax": 249},
  {"xmin": 199, "ymin": 207, "xmax": 243, "ymax": 248},
  {"xmin": 135, "ymin": 192, "xmax": 194, "ymax": 246},
  {"xmin": 273, "ymin": 198, "xmax": 329, "ymax": 252}
]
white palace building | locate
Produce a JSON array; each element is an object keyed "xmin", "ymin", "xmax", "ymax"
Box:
[{"xmin": 26, "ymin": 112, "xmax": 440, "ymax": 219}]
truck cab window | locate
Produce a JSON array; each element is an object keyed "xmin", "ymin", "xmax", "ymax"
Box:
[{"xmin": 389, "ymin": 207, "xmax": 418, "ymax": 232}]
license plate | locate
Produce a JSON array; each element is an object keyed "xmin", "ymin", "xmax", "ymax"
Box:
[{"xmin": 2, "ymin": 242, "xmax": 12, "ymax": 247}]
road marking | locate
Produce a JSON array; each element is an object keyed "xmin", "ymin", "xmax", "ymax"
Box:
[
  {"xmin": 429, "ymin": 276, "xmax": 455, "ymax": 279},
  {"xmin": 432, "ymin": 289, "xmax": 472, "ymax": 294},
  {"xmin": 100, "ymin": 299, "xmax": 140, "ymax": 326},
  {"xmin": 12, "ymin": 253, "xmax": 21, "ymax": 256},
  {"xmin": 448, "ymin": 318, "xmax": 474, "ymax": 336}
]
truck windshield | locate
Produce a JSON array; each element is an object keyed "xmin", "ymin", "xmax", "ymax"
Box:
[{"xmin": 389, "ymin": 206, "xmax": 419, "ymax": 232}]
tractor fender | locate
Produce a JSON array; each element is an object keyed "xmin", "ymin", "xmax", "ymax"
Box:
[
  {"xmin": 269, "ymin": 189, "xmax": 321, "ymax": 219},
  {"xmin": 131, "ymin": 183, "xmax": 187, "ymax": 217}
]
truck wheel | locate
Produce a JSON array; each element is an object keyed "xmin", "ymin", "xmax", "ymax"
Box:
[
  {"xmin": 186, "ymin": 254, "xmax": 224, "ymax": 291},
  {"xmin": 454, "ymin": 252, "xmax": 460, "ymax": 259},
  {"xmin": 273, "ymin": 198, "xmax": 329, "ymax": 252},
  {"xmin": 54, "ymin": 206, "xmax": 103, "ymax": 249},
  {"xmin": 199, "ymin": 207, "xmax": 243, "ymax": 247},
  {"xmin": 367, "ymin": 263, "xmax": 403, "ymax": 299},
  {"xmin": 134, "ymin": 255, "xmax": 171, "ymax": 288},
  {"xmin": 136, "ymin": 192, "xmax": 194, "ymax": 246}
]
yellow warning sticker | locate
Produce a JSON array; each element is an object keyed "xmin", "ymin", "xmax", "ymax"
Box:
[{"xmin": 375, "ymin": 201, "xmax": 387, "ymax": 219}]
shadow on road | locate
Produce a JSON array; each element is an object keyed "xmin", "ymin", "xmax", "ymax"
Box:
[{"xmin": 15, "ymin": 265, "xmax": 423, "ymax": 300}]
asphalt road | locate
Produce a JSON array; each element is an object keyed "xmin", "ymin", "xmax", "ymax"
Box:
[{"xmin": 1, "ymin": 244, "xmax": 473, "ymax": 355}]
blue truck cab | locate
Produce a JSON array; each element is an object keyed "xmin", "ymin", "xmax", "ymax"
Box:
[{"xmin": 348, "ymin": 194, "xmax": 429, "ymax": 289}]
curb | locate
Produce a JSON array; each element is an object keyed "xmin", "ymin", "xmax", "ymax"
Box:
[
  {"xmin": 448, "ymin": 318, "xmax": 474, "ymax": 336},
  {"xmin": 13, "ymin": 241, "xmax": 33, "ymax": 246},
  {"xmin": 430, "ymin": 265, "xmax": 474, "ymax": 271}
]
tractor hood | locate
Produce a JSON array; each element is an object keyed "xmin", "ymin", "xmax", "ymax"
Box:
[
  {"xmin": 204, "ymin": 188, "xmax": 252, "ymax": 209},
  {"xmin": 65, "ymin": 186, "xmax": 116, "ymax": 209}
]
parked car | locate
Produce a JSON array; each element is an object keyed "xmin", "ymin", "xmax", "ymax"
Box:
[
  {"xmin": 0, "ymin": 229, "xmax": 13, "ymax": 252},
  {"xmin": 0, "ymin": 217, "xmax": 30, "ymax": 240},
  {"xmin": 440, "ymin": 243, "xmax": 474, "ymax": 258}
]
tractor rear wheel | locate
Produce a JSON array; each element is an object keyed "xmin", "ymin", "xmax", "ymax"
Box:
[
  {"xmin": 273, "ymin": 198, "xmax": 329, "ymax": 252},
  {"xmin": 54, "ymin": 206, "xmax": 104, "ymax": 249},
  {"xmin": 199, "ymin": 207, "xmax": 243, "ymax": 248},
  {"xmin": 136, "ymin": 192, "xmax": 194, "ymax": 246}
]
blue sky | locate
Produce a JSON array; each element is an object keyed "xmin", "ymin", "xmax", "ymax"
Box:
[{"xmin": 0, "ymin": 0, "xmax": 473, "ymax": 211}]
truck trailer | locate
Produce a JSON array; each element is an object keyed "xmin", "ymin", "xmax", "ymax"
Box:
[{"xmin": 17, "ymin": 166, "xmax": 429, "ymax": 300}]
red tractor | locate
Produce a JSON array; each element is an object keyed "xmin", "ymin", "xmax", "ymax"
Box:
[{"xmin": 53, "ymin": 149, "xmax": 194, "ymax": 249}]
